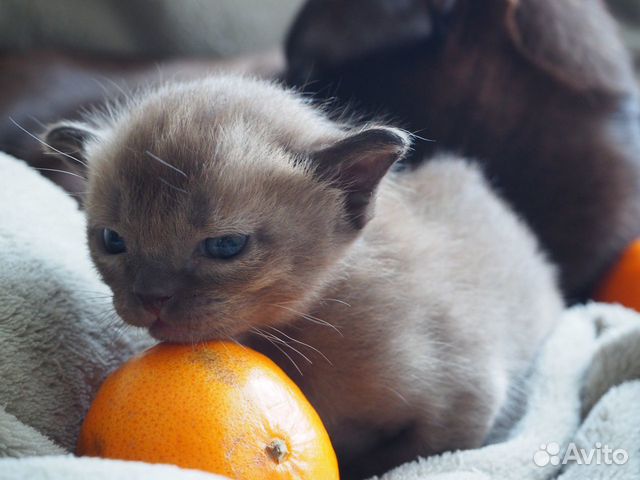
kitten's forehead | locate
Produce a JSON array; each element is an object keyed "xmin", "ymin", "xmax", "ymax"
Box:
[
  {"xmin": 89, "ymin": 78, "xmax": 333, "ymax": 235},
  {"xmin": 115, "ymin": 76, "xmax": 335, "ymax": 155},
  {"xmin": 102, "ymin": 76, "xmax": 335, "ymax": 179}
]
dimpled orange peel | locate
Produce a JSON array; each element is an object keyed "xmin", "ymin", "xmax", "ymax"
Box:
[
  {"xmin": 595, "ymin": 239, "xmax": 640, "ymax": 312},
  {"xmin": 76, "ymin": 341, "xmax": 339, "ymax": 480}
]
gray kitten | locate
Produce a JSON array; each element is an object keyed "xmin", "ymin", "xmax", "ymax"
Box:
[{"xmin": 43, "ymin": 75, "xmax": 563, "ymax": 478}]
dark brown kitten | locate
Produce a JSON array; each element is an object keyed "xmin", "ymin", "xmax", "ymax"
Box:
[{"xmin": 286, "ymin": 0, "xmax": 640, "ymax": 301}]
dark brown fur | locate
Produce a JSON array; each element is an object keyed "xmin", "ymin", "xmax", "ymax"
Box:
[{"xmin": 286, "ymin": 0, "xmax": 640, "ymax": 300}]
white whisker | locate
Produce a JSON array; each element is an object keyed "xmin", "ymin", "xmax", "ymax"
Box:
[
  {"xmin": 250, "ymin": 327, "xmax": 303, "ymax": 376},
  {"xmin": 270, "ymin": 304, "xmax": 343, "ymax": 337},
  {"xmin": 145, "ymin": 150, "xmax": 188, "ymax": 178},
  {"xmin": 321, "ymin": 297, "xmax": 352, "ymax": 307},
  {"xmin": 159, "ymin": 177, "xmax": 188, "ymax": 194},
  {"xmin": 260, "ymin": 328, "xmax": 313, "ymax": 365},
  {"xmin": 267, "ymin": 326, "xmax": 333, "ymax": 365},
  {"xmin": 383, "ymin": 385, "xmax": 411, "ymax": 406},
  {"xmin": 9, "ymin": 116, "xmax": 88, "ymax": 169},
  {"xmin": 34, "ymin": 167, "xmax": 86, "ymax": 180}
]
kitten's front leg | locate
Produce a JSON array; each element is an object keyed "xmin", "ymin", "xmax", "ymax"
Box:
[
  {"xmin": 338, "ymin": 360, "xmax": 507, "ymax": 479},
  {"xmin": 337, "ymin": 422, "xmax": 426, "ymax": 480},
  {"xmin": 337, "ymin": 402, "xmax": 495, "ymax": 480}
]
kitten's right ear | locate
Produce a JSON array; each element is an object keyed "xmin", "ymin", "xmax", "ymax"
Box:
[
  {"xmin": 312, "ymin": 126, "xmax": 411, "ymax": 229},
  {"xmin": 42, "ymin": 122, "xmax": 98, "ymax": 176}
]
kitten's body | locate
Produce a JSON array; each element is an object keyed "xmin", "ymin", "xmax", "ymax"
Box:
[
  {"xmin": 247, "ymin": 158, "xmax": 562, "ymax": 476},
  {"xmin": 43, "ymin": 76, "xmax": 562, "ymax": 478}
]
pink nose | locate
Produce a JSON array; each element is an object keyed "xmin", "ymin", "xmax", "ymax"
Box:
[{"xmin": 137, "ymin": 294, "xmax": 173, "ymax": 316}]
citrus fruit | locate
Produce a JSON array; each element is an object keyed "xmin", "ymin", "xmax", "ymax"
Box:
[
  {"xmin": 595, "ymin": 239, "xmax": 640, "ymax": 312},
  {"xmin": 76, "ymin": 341, "xmax": 339, "ymax": 480}
]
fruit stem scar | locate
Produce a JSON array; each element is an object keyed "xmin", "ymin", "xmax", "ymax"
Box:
[{"xmin": 266, "ymin": 438, "xmax": 289, "ymax": 464}]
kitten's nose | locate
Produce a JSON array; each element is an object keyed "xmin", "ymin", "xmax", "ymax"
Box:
[
  {"xmin": 133, "ymin": 264, "xmax": 183, "ymax": 316},
  {"xmin": 136, "ymin": 294, "xmax": 173, "ymax": 316}
]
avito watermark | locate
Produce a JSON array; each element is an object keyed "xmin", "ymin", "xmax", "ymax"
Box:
[{"xmin": 533, "ymin": 442, "xmax": 629, "ymax": 467}]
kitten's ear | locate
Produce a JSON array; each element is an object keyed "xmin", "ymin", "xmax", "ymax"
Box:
[
  {"xmin": 313, "ymin": 127, "xmax": 411, "ymax": 229},
  {"xmin": 42, "ymin": 122, "xmax": 98, "ymax": 177},
  {"xmin": 286, "ymin": 0, "xmax": 455, "ymax": 83},
  {"xmin": 504, "ymin": 0, "xmax": 635, "ymax": 94}
]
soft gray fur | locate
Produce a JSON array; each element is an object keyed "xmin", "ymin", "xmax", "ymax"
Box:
[{"xmin": 43, "ymin": 75, "xmax": 563, "ymax": 478}]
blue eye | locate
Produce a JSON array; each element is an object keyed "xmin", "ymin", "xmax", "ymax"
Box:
[
  {"xmin": 204, "ymin": 234, "xmax": 248, "ymax": 259},
  {"xmin": 102, "ymin": 228, "xmax": 126, "ymax": 254}
]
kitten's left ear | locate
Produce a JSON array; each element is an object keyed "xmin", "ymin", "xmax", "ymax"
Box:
[
  {"xmin": 42, "ymin": 121, "xmax": 99, "ymax": 177},
  {"xmin": 313, "ymin": 127, "xmax": 411, "ymax": 229}
]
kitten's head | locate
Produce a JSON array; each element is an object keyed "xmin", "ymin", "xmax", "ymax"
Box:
[{"xmin": 43, "ymin": 76, "xmax": 410, "ymax": 342}]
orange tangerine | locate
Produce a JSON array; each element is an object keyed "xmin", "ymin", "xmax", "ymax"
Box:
[{"xmin": 77, "ymin": 341, "xmax": 339, "ymax": 479}]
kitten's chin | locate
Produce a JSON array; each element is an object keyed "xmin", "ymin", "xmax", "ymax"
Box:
[
  {"xmin": 115, "ymin": 303, "xmax": 231, "ymax": 343},
  {"xmin": 148, "ymin": 318, "xmax": 232, "ymax": 343}
]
